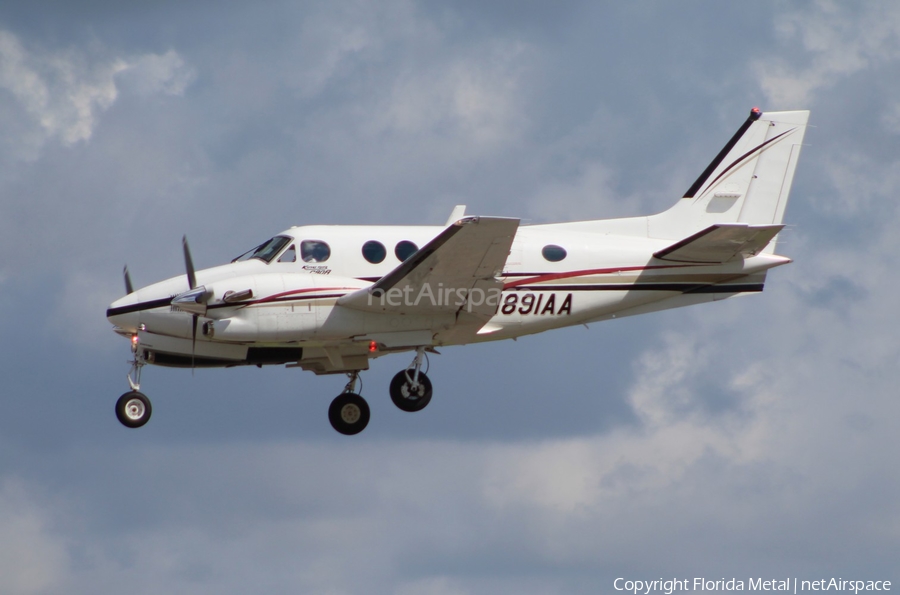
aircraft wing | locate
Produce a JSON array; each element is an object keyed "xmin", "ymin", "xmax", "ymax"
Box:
[
  {"xmin": 654, "ymin": 223, "xmax": 784, "ymax": 264},
  {"xmin": 338, "ymin": 216, "xmax": 519, "ymax": 320}
]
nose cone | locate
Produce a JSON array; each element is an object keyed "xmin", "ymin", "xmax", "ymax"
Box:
[
  {"xmin": 107, "ymin": 293, "xmax": 142, "ymax": 333},
  {"xmin": 107, "ymin": 275, "xmax": 192, "ymax": 337}
]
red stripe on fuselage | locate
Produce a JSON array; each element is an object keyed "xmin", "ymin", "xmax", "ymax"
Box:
[
  {"xmin": 250, "ymin": 287, "xmax": 358, "ymax": 305},
  {"xmin": 501, "ymin": 264, "xmax": 696, "ymax": 289}
]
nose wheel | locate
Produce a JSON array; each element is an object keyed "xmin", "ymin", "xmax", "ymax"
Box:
[
  {"xmin": 116, "ymin": 391, "xmax": 152, "ymax": 428},
  {"xmin": 328, "ymin": 371, "xmax": 370, "ymax": 435}
]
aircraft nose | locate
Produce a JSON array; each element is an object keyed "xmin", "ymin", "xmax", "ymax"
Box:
[{"xmin": 107, "ymin": 294, "xmax": 141, "ymax": 333}]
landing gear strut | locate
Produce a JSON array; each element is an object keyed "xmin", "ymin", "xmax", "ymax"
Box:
[
  {"xmin": 328, "ymin": 371, "xmax": 370, "ymax": 435},
  {"xmin": 389, "ymin": 346, "xmax": 433, "ymax": 413},
  {"xmin": 115, "ymin": 335, "xmax": 153, "ymax": 428}
]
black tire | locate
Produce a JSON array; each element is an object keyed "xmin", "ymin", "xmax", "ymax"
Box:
[
  {"xmin": 389, "ymin": 370, "xmax": 433, "ymax": 412},
  {"xmin": 115, "ymin": 391, "xmax": 152, "ymax": 428},
  {"xmin": 328, "ymin": 393, "xmax": 370, "ymax": 435}
]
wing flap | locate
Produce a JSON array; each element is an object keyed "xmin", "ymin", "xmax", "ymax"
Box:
[
  {"xmin": 338, "ymin": 216, "xmax": 519, "ymax": 319},
  {"xmin": 654, "ymin": 223, "xmax": 783, "ymax": 264}
]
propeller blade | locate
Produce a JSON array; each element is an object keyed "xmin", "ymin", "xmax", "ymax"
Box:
[
  {"xmin": 182, "ymin": 235, "xmax": 200, "ymax": 373},
  {"xmin": 191, "ymin": 314, "xmax": 198, "ymax": 373},
  {"xmin": 123, "ymin": 266, "xmax": 134, "ymax": 295},
  {"xmin": 182, "ymin": 235, "xmax": 197, "ymax": 290}
]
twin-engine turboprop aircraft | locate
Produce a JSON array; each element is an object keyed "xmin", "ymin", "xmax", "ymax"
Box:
[{"xmin": 107, "ymin": 108, "xmax": 809, "ymax": 435}]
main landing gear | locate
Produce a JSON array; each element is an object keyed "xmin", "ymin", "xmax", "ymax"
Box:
[
  {"xmin": 389, "ymin": 346, "xmax": 433, "ymax": 413},
  {"xmin": 328, "ymin": 347, "xmax": 433, "ymax": 435},
  {"xmin": 328, "ymin": 371, "xmax": 370, "ymax": 435}
]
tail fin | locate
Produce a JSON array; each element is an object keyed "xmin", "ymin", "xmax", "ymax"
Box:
[{"xmin": 649, "ymin": 109, "xmax": 809, "ymax": 252}]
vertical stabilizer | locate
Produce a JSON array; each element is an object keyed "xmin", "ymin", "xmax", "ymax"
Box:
[{"xmin": 649, "ymin": 109, "xmax": 809, "ymax": 250}]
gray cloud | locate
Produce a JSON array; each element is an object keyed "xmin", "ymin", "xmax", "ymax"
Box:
[{"xmin": 0, "ymin": 1, "xmax": 898, "ymax": 593}]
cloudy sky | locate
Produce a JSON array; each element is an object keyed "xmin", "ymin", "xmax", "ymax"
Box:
[{"xmin": 1, "ymin": 1, "xmax": 898, "ymax": 593}]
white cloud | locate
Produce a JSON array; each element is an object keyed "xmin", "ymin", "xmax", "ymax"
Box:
[
  {"xmin": 369, "ymin": 41, "xmax": 530, "ymax": 150},
  {"xmin": 0, "ymin": 30, "xmax": 194, "ymax": 159},
  {"xmin": 524, "ymin": 162, "xmax": 619, "ymax": 223},
  {"xmin": 882, "ymin": 102, "xmax": 900, "ymax": 134},
  {"xmin": 755, "ymin": 1, "xmax": 900, "ymax": 106},
  {"xmin": 118, "ymin": 49, "xmax": 195, "ymax": 97}
]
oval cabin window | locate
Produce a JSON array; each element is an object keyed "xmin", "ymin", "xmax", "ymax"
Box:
[
  {"xmin": 541, "ymin": 244, "xmax": 567, "ymax": 262},
  {"xmin": 362, "ymin": 240, "xmax": 386, "ymax": 264},
  {"xmin": 394, "ymin": 240, "xmax": 418, "ymax": 262}
]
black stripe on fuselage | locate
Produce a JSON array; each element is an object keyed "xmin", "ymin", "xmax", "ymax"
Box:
[
  {"xmin": 107, "ymin": 283, "xmax": 763, "ymax": 320},
  {"xmin": 107, "ymin": 292, "xmax": 350, "ymax": 319},
  {"xmin": 511, "ymin": 283, "xmax": 764, "ymax": 293},
  {"xmin": 150, "ymin": 347, "xmax": 303, "ymax": 368},
  {"xmin": 106, "ymin": 297, "xmax": 173, "ymax": 318}
]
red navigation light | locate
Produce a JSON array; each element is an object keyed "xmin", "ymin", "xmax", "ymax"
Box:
[{"xmin": 369, "ymin": 341, "xmax": 377, "ymax": 353}]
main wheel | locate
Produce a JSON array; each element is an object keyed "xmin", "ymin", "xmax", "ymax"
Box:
[
  {"xmin": 115, "ymin": 391, "xmax": 152, "ymax": 428},
  {"xmin": 328, "ymin": 393, "xmax": 370, "ymax": 435},
  {"xmin": 389, "ymin": 370, "xmax": 433, "ymax": 412}
]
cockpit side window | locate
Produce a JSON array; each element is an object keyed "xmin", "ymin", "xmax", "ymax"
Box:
[
  {"xmin": 278, "ymin": 245, "xmax": 296, "ymax": 263},
  {"xmin": 301, "ymin": 240, "xmax": 331, "ymax": 263},
  {"xmin": 232, "ymin": 235, "xmax": 293, "ymax": 263}
]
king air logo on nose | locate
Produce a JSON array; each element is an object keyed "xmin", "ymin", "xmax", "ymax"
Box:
[{"xmin": 106, "ymin": 108, "xmax": 808, "ymax": 435}]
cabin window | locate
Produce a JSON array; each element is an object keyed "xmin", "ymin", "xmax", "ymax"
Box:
[
  {"xmin": 362, "ymin": 240, "xmax": 386, "ymax": 264},
  {"xmin": 301, "ymin": 240, "xmax": 331, "ymax": 263},
  {"xmin": 541, "ymin": 244, "xmax": 567, "ymax": 262},
  {"xmin": 278, "ymin": 245, "xmax": 296, "ymax": 263},
  {"xmin": 395, "ymin": 240, "xmax": 418, "ymax": 262}
]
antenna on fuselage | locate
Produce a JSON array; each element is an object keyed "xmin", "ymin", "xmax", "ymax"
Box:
[{"xmin": 445, "ymin": 205, "xmax": 466, "ymax": 226}]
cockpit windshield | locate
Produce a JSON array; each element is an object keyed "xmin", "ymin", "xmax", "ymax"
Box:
[{"xmin": 232, "ymin": 235, "xmax": 293, "ymax": 263}]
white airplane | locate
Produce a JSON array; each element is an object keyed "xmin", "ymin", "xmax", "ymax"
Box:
[{"xmin": 107, "ymin": 108, "xmax": 809, "ymax": 435}]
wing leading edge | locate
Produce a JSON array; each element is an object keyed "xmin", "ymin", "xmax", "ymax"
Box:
[{"xmin": 338, "ymin": 216, "xmax": 520, "ymax": 320}]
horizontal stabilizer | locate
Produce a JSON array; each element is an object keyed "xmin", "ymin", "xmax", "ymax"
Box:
[
  {"xmin": 654, "ymin": 223, "xmax": 784, "ymax": 264},
  {"xmin": 338, "ymin": 216, "xmax": 519, "ymax": 320}
]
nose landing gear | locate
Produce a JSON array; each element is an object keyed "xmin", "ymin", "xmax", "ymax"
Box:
[{"xmin": 115, "ymin": 335, "xmax": 153, "ymax": 428}]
